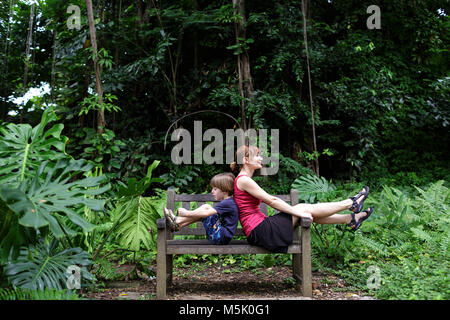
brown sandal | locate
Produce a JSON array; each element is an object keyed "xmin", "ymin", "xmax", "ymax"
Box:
[{"xmin": 163, "ymin": 208, "xmax": 180, "ymax": 232}]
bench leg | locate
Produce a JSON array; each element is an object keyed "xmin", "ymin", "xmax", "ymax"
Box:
[
  {"xmin": 292, "ymin": 253, "xmax": 302, "ymax": 283},
  {"xmin": 301, "ymin": 226, "xmax": 312, "ymax": 297},
  {"xmin": 157, "ymin": 228, "xmax": 167, "ymax": 299},
  {"xmin": 167, "ymin": 254, "xmax": 173, "ymax": 285}
]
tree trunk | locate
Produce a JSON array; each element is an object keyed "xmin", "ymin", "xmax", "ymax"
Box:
[
  {"xmin": 23, "ymin": 3, "xmax": 34, "ymax": 92},
  {"xmin": 50, "ymin": 29, "xmax": 58, "ymax": 102},
  {"xmin": 21, "ymin": 2, "xmax": 35, "ymax": 123},
  {"xmin": 301, "ymin": 0, "xmax": 319, "ymax": 177},
  {"xmin": 233, "ymin": 0, "xmax": 254, "ymax": 131},
  {"xmin": 1, "ymin": 0, "xmax": 15, "ymax": 120},
  {"xmin": 150, "ymin": 0, "xmax": 179, "ymax": 117},
  {"xmin": 86, "ymin": 0, "xmax": 106, "ymax": 133}
]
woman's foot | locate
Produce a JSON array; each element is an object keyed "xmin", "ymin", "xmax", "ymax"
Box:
[
  {"xmin": 349, "ymin": 186, "xmax": 370, "ymax": 213},
  {"xmin": 347, "ymin": 207, "xmax": 374, "ymax": 231}
]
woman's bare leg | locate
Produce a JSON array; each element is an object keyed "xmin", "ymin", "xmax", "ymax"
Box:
[
  {"xmin": 313, "ymin": 212, "xmax": 370, "ymax": 225},
  {"xmin": 293, "ymin": 199, "xmax": 353, "ymax": 218},
  {"xmin": 290, "ymin": 188, "xmax": 367, "ymax": 226}
]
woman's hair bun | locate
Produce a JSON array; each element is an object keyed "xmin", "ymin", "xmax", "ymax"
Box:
[{"xmin": 230, "ymin": 161, "xmax": 237, "ymax": 172}]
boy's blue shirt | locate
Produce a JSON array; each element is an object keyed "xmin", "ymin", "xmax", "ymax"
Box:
[{"xmin": 212, "ymin": 197, "xmax": 239, "ymax": 243}]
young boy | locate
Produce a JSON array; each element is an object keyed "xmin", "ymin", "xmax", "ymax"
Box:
[{"xmin": 164, "ymin": 172, "xmax": 239, "ymax": 245}]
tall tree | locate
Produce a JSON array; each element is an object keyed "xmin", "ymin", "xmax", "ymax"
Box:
[
  {"xmin": 21, "ymin": 2, "xmax": 35, "ymax": 123},
  {"xmin": 233, "ymin": 0, "xmax": 254, "ymax": 131},
  {"xmin": 301, "ymin": 0, "xmax": 319, "ymax": 177},
  {"xmin": 86, "ymin": 0, "xmax": 106, "ymax": 133}
]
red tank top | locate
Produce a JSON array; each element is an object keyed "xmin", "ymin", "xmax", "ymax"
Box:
[{"xmin": 234, "ymin": 174, "xmax": 267, "ymax": 237}]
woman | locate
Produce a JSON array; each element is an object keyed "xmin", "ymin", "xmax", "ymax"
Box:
[{"xmin": 231, "ymin": 145, "xmax": 373, "ymax": 253}]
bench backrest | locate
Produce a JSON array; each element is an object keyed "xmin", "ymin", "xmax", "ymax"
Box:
[{"xmin": 166, "ymin": 189, "xmax": 299, "ymax": 237}]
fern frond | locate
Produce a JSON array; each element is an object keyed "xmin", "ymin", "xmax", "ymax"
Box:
[
  {"xmin": 92, "ymin": 257, "xmax": 126, "ymax": 281},
  {"xmin": 410, "ymin": 226, "xmax": 434, "ymax": 243},
  {"xmin": 355, "ymin": 234, "xmax": 389, "ymax": 257},
  {"xmin": 0, "ymin": 287, "xmax": 80, "ymax": 300}
]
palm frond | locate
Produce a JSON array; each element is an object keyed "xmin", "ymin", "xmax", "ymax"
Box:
[{"xmin": 291, "ymin": 174, "xmax": 336, "ymax": 203}]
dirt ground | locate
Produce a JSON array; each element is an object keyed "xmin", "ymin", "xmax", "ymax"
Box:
[{"xmin": 83, "ymin": 265, "xmax": 376, "ymax": 300}]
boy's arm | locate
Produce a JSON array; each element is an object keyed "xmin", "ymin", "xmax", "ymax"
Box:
[{"xmin": 178, "ymin": 204, "xmax": 217, "ymax": 218}]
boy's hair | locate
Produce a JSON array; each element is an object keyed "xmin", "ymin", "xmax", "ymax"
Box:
[{"xmin": 210, "ymin": 172, "xmax": 235, "ymax": 196}]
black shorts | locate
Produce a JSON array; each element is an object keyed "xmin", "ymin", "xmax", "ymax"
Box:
[{"xmin": 247, "ymin": 212, "xmax": 294, "ymax": 253}]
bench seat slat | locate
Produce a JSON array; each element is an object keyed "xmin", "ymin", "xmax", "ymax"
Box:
[
  {"xmin": 166, "ymin": 240, "xmax": 302, "ymax": 254},
  {"xmin": 173, "ymin": 226, "xmax": 245, "ymax": 236}
]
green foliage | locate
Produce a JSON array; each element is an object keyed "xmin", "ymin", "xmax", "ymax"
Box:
[
  {"xmin": 79, "ymin": 93, "xmax": 121, "ymax": 116},
  {"xmin": 0, "ymin": 159, "xmax": 109, "ymax": 260},
  {"xmin": 0, "ymin": 287, "xmax": 81, "ymax": 300},
  {"xmin": 0, "ymin": 108, "xmax": 110, "ymax": 292},
  {"xmin": 313, "ymin": 180, "xmax": 450, "ymax": 300},
  {"xmin": 4, "ymin": 239, "xmax": 93, "ymax": 291},
  {"xmin": 110, "ymin": 196, "xmax": 161, "ymax": 252},
  {"xmin": 159, "ymin": 164, "xmax": 201, "ymax": 192},
  {"xmin": 96, "ymin": 161, "xmax": 164, "ymax": 254},
  {"xmin": 0, "ymin": 107, "xmax": 68, "ymax": 185},
  {"xmin": 291, "ymin": 174, "xmax": 337, "ymax": 203},
  {"xmin": 70, "ymin": 127, "xmax": 126, "ymax": 176},
  {"xmin": 254, "ymin": 154, "xmax": 312, "ymax": 195}
]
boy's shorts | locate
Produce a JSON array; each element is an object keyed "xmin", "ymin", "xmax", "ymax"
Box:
[{"xmin": 202, "ymin": 214, "xmax": 227, "ymax": 245}]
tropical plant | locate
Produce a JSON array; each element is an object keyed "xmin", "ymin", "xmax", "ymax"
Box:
[
  {"xmin": 4, "ymin": 239, "xmax": 93, "ymax": 291},
  {"xmin": 110, "ymin": 195, "xmax": 161, "ymax": 252},
  {"xmin": 0, "ymin": 107, "xmax": 69, "ymax": 186},
  {"xmin": 0, "ymin": 159, "xmax": 109, "ymax": 261},
  {"xmin": 93, "ymin": 160, "xmax": 164, "ymax": 258},
  {"xmin": 0, "ymin": 287, "xmax": 81, "ymax": 300},
  {"xmin": 291, "ymin": 174, "xmax": 337, "ymax": 203}
]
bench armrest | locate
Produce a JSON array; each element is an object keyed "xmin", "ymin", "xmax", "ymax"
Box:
[
  {"xmin": 157, "ymin": 218, "xmax": 167, "ymax": 230},
  {"xmin": 300, "ymin": 217, "xmax": 312, "ymax": 228}
]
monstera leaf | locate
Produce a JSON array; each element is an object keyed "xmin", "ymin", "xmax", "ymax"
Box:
[
  {"xmin": 0, "ymin": 159, "xmax": 110, "ymax": 240},
  {"xmin": 112, "ymin": 196, "xmax": 161, "ymax": 251},
  {"xmin": 5, "ymin": 239, "xmax": 93, "ymax": 290},
  {"xmin": 102, "ymin": 161, "xmax": 163, "ymax": 252},
  {"xmin": 0, "ymin": 107, "xmax": 69, "ymax": 186}
]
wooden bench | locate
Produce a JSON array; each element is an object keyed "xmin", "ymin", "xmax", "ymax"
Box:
[{"xmin": 156, "ymin": 189, "xmax": 312, "ymax": 299}]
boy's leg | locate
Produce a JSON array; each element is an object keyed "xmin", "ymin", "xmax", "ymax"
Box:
[
  {"xmin": 175, "ymin": 204, "xmax": 217, "ymax": 228},
  {"xmin": 175, "ymin": 215, "xmax": 201, "ymax": 229},
  {"xmin": 178, "ymin": 204, "xmax": 215, "ymax": 219}
]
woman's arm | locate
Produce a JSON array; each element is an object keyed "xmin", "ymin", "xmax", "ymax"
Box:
[{"xmin": 237, "ymin": 176, "xmax": 313, "ymax": 220}]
